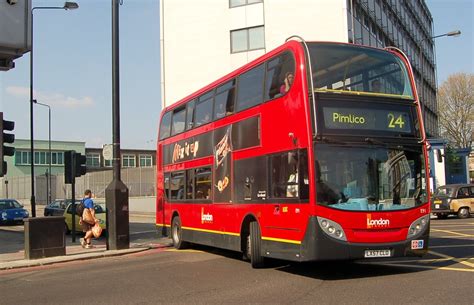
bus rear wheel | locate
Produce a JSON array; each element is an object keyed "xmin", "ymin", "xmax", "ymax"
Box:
[
  {"xmin": 246, "ymin": 221, "xmax": 264, "ymax": 268},
  {"xmin": 171, "ymin": 216, "xmax": 188, "ymax": 249}
]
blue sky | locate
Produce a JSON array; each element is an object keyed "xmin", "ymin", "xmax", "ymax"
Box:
[
  {"xmin": 0, "ymin": 0, "xmax": 472, "ymax": 150},
  {"xmin": 427, "ymin": 0, "xmax": 473, "ymax": 84}
]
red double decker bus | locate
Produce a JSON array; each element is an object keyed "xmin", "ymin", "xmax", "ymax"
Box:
[{"xmin": 156, "ymin": 38, "xmax": 430, "ymax": 267}]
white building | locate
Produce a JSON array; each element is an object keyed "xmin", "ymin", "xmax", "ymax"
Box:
[
  {"xmin": 160, "ymin": 0, "xmax": 349, "ymax": 108},
  {"xmin": 160, "ymin": 0, "xmax": 437, "ymax": 138}
]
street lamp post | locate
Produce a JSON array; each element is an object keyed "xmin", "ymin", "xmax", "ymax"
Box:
[
  {"xmin": 418, "ymin": 30, "xmax": 461, "ymax": 132},
  {"xmin": 30, "ymin": 2, "xmax": 78, "ymax": 217},
  {"xmin": 33, "ymin": 100, "xmax": 52, "ymax": 204}
]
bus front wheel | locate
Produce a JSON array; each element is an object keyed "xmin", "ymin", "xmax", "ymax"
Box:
[
  {"xmin": 171, "ymin": 216, "xmax": 188, "ymax": 249},
  {"xmin": 247, "ymin": 221, "xmax": 264, "ymax": 268}
]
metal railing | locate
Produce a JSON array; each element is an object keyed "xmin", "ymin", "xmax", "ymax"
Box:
[{"xmin": 0, "ymin": 166, "xmax": 156, "ymax": 203}]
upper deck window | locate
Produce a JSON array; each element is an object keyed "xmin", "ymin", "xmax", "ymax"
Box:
[
  {"xmin": 185, "ymin": 99, "xmax": 196, "ymax": 130},
  {"xmin": 195, "ymin": 91, "xmax": 214, "ymax": 127},
  {"xmin": 308, "ymin": 43, "xmax": 414, "ymax": 99},
  {"xmin": 171, "ymin": 107, "xmax": 186, "ymax": 136},
  {"xmin": 214, "ymin": 80, "xmax": 236, "ymax": 120},
  {"xmin": 159, "ymin": 111, "xmax": 171, "ymax": 140},
  {"xmin": 236, "ymin": 64, "xmax": 265, "ymax": 112},
  {"xmin": 265, "ymin": 51, "xmax": 295, "ymax": 100}
]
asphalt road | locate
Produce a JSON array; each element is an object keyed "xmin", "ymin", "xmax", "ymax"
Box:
[{"xmin": 0, "ymin": 217, "xmax": 473, "ymax": 305}]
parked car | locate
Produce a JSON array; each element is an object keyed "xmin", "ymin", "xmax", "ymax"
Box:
[
  {"xmin": 44, "ymin": 199, "xmax": 81, "ymax": 216},
  {"xmin": 0, "ymin": 199, "xmax": 29, "ymax": 224},
  {"xmin": 431, "ymin": 184, "xmax": 474, "ymax": 219},
  {"xmin": 63, "ymin": 202, "xmax": 106, "ymax": 234}
]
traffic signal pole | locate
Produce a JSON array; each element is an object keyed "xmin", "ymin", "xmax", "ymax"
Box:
[{"xmin": 106, "ymin": 0, "xmax": 129, "ymax": 251}]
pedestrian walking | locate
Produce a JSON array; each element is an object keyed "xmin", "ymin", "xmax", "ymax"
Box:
[{"xmin": 79, "ymin": 189, "xmax": 98, "ymax": 248}]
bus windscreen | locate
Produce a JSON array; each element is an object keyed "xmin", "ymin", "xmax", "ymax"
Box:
[{"xmin": 308, "ymin": 43, "xmax": 414, "ymax": 99}]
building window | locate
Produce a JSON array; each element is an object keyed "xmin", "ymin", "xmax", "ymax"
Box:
[
  {"xmin": 230, "ymin": 26, "xmax": 265, "ymax": 53},
  {"xmin": 122, "ymin": 155, "xmax": 136, "ymax": 168},
  {"xmin": 139, "ymin": 155, "xmax": 153, "ymax": 167},
  {"xmin": 14, "ymin": 151, "xmax": 65, "ymax": 166},
  {"xmin": 229, "ymin": 0, "xmax": 262, "ymax": 8},
  {"xmin": 104, "ymin": 159, "xmax": 112, "ymax": 167},
  {"xmin": 86, "ymin": 153, "xmax": 100, "ymax": 168}
]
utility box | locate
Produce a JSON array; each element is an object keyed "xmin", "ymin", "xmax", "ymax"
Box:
[
  {"xmin": 24, "ymin": 216, "xmax": 66, "ymax": 260},
  {"xmin": 0, "ymin": 0, "xmax": 32, "ymax": 71}
]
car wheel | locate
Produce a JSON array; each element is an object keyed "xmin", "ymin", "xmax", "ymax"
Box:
[
  {"xmin": 171, "ymin": 216, "xmax": 188, "ymax": 249},
  {"xmin": 457, "ymin": 207, "xmax": 470, "ymax": 219},
  {"xmin": 64, "ymin": 223, "xmax": 71, "ymax": 235},
  {"xmin": 437, "ymin": 213, "xmax": 448, "ymax": 219}
]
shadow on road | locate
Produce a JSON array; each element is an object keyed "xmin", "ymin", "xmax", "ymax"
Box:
[
  {"xmin": 274, "ymin": 260, "xmax": 423, "ymax": 280},
  {"xmin": 183, "ymin": 244, "xmax": 433, "ymax": 280}
]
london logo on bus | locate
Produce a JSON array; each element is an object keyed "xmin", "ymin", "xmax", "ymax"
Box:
[
  {"xmin": 367, "ymin": 214, "xmax": 390, "ymax": 228},
  {"xmin": 201, "ymin": 207, "xmax": 214, "ymax": 224}
]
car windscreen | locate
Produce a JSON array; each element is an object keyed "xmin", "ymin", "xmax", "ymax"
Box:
[
  {"xmin": 435, "ymin": 187, "xmax": 454, "ymax": 197},
  {"xmin": 0, "ymin": 200, "xmax": 23, "ymax": 209}
]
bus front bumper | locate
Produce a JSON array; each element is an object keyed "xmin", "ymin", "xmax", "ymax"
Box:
[{"xmin": 298, "ymin": 216, "xmax": 430, "ymax": 262}]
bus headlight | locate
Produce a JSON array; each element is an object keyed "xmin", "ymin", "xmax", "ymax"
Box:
[
  {"xmin": 407, "ymin": 215, "xmax": 430, "ymax": 239},
  {"xmin": 317, "ymin": 217, "xmax": 347, "ymax": 241}
]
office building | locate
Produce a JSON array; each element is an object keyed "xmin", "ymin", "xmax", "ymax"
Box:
[{"xmin": 160, "ymin": 0, "xmax": 438, "ymax": 136}]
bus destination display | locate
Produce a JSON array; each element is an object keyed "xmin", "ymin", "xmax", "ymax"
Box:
[{"xmin": 322, "ymin": 107, "xmax": 412, "ymax": 133}]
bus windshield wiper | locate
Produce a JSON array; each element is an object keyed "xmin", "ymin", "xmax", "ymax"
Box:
[
  {"xmin": 317, "ymin": 136, "xmax": 346, "ymax": 145},
  {"xmin": 365, "ymin": 137, "xmax": 386, "ymax": 146}
]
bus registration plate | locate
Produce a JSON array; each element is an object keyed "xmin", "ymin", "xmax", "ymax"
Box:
[{"xmin": 364, "ymin": 249, "xmax": 391, "ymax": 258}]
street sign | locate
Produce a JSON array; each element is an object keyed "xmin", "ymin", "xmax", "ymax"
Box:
[{"xmin": 103, "ymin": 144, "xmax": 113, "ymax": 161}]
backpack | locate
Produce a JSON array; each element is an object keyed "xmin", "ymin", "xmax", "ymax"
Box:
[{"xmin": 76, "ymin": 200, "xmax": 85, "ymax": 217}]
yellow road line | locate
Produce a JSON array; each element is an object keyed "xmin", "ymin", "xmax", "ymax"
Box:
[
  {"xmin": 430, "ymin": 244, "xmax": 474, "ymax": 249},
  {"xmin": 434, "ymin": 229, "xmax": 474, "ymax": 232},
  {"xmin": 431, "ymin": 224, "xmax": 474, "ymax": 227},
  {"xmin": 370, "ymin": 257, "xmax": 474, "ymax": 264},
  {"xmin": 436, "ymin": 235, "xmax": 474, "ymax": 238},
  {"xmin": 428, "ymin": 250, "xmax": 474, "ymax": 268},
  {"xmin": 430, "ymin": 228, "xmax": 473, "ymax": 237},
  {"xmin": 366, "ymin": 262, "xmax": 474, "ymax": 273}
]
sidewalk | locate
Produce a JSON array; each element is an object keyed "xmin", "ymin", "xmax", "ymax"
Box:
[{"xmin": 0, "ymin": 236, "xmax": 173, "ymax": 271}]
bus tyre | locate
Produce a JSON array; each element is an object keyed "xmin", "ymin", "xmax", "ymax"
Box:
[
  {"xmin": 457, "ymin": 207, "xmax": 470, "ymax": 219},
  {"xmin": 248, "ymin": 221, "xmax": 264, "ymax": 268},
  {"xmin": 171, "ymin": 216, "xmax": 188, "ymax": 249}
]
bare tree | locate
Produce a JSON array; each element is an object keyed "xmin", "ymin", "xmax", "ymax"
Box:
[{"xmin": 437, "ymin": 73, "xmax": 474, "ymax": 148}]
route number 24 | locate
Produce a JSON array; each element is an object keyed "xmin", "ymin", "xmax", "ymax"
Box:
[{"xmin": 387, "ymin": 113, "xmax": 405, "ymax": 129}]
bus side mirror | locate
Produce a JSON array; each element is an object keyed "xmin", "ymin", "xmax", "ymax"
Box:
[{"xmin": 436, "ymin": 149, "xmax": 443, "ymax": 163}]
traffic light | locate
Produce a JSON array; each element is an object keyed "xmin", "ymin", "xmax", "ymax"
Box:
[
  {"xmin": 64, "ymin": 151, "xmax": 87, "ymax": 184},
  {"xmin": 64, "ymin": 150, "xmax": 75, "ymax": 184},
  {"xmin": 0, "ymin": 112, "xmax": 15, "ymax": 177},
  {"xmin": 75, "ymin": 152, "xmax": 86, "ymax": 177}
]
